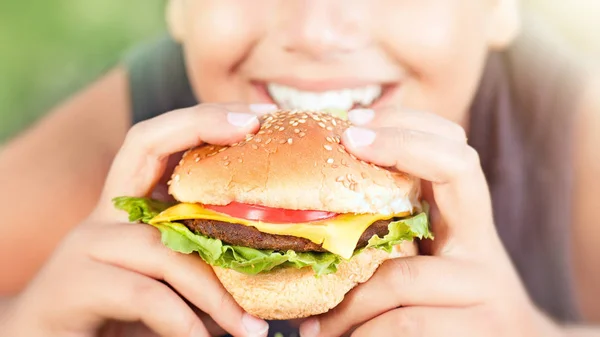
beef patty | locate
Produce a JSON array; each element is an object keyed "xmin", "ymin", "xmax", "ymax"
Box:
[{"xmin": 183, "ymin": 218, "xmax": 392, "ymax": 252}]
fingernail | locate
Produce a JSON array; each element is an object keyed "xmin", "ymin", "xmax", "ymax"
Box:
[
  {"xmin": 299, "ymin": 318, "xmax": 320, "ymax": 337},
  {"xmin": 228, "ymin": 112, "xmax": 258, "ymax": 128},
  {"xmin": 345, "ymin": 126, "xmax": 376, "ymax": 147},
  {"xmin": 242, "ymin": 313, "xmax": 269, "ymax": 337},
  {"xmin": 249, "ymin": 103, "xmax": 278, "ymax": 115},
  {"xmin": 348, "ymin": 108, "xmax": 375, "ymax": 125}
]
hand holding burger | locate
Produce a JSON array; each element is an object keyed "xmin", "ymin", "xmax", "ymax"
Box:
[
  {"xmin": 0, "ymin": 104, "xmax": 274, "ymax": 337},
  {"xmin": 298, "ymin": 107, "xmax": 567, "ymax": 337}
]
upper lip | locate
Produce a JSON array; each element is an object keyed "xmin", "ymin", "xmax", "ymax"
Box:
[{"xmin": 253, "ymin": 78, "xmax": 395, "ymax": 91}]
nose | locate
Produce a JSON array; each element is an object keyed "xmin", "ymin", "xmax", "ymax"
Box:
[{"xmin": 277, "ymin": 0, "xmax": 369, "ymax": 60}]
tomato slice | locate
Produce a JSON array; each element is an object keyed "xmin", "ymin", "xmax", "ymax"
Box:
[{"xmin": 204, "ymin": 202, "xmax": 338, "ymax": 224}]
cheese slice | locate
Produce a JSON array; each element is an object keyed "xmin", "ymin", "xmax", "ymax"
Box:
[{"xmin": 149, "ymin": 203, "xmax": 409, "ymax": 259}]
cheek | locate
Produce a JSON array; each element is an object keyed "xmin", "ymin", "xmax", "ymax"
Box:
[
  {"xmin": 375, "ymin": 1, "xmax": 490, "ymax": 123},
  {"xmin": 181, "ymin": 1, "xmax": 267, "ymax": 102}
]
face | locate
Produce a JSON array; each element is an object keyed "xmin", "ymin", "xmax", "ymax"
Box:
[{"xmin": 170, "ymin": 0, "xmax": 518, "ymax": 126}]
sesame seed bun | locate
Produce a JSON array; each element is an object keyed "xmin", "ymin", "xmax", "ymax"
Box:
[
  {"xmin": 169, "ymin": 110, "xmax": 420, "ymax": 215},
  {"xmin": 212, "ymin": 240, "xmax": 418, "ymax": 320}
]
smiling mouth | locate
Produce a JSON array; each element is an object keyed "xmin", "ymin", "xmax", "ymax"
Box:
[{"xmin": 256, "ymin": 82, "xmax": 395, "ymax": 111}]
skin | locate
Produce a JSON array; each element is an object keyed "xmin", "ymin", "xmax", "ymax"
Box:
[
  {"xmin": 0, "ymin": 0, "xmax": 599, "ymax": 333},
  {"xmin": 1, "ymin": 105, "xmax": 272, "ymax": 337}
]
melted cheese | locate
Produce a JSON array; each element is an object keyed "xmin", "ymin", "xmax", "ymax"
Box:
[{"xmin": 149, "ymin": 203, "xmax": 408, "ymax": 259}]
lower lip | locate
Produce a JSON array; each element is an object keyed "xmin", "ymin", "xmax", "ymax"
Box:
[{"xmin": 251, "ymin": 82, "xmax": 400, "ymax": 110}]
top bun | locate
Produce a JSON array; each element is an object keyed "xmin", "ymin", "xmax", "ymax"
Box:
[{"xmin": 169, "ymin": 110, "xmax": 420, "ymax": 214}]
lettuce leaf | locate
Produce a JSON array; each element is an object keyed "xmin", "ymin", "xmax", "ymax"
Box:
[{"xmin": 113, "ymin": 197, "xmax": 432, "ymax": 276}]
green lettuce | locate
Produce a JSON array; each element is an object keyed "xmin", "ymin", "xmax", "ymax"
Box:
[{"xmin": 113, "ymin": 197, "xmax": 432, "ymax": 276}]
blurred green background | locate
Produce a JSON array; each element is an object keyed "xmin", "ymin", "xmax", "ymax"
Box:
[
  {"xmin": 1, "ymin": 0, "xmax": 598, "ymax": 143},
  {"xmin": 0, "ymin": 0, "xmax": 165, "ymax": 142}
]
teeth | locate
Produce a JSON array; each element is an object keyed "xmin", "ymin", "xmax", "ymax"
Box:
[{"xmin": 267, "ymin": 83, "xmax": 382, "ymax": 111}]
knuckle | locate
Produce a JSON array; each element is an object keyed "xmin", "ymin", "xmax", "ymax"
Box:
[
  {"xmin": 475, "ymin": 305, "xmax": 506, "ymax": 334},
  {"xmin": 447, "ymin": 145, "xmax": 481, "ymax": 181},
  {"xmin": 394, "ymin": 310, "xmax": 423, "ymax": 337},
  {"xmin": 448, "ymin": 123, "xmax": 467, "ymax": 142},
  {"xmin": 126, "ymin": 121, "xmax": 150, "ymax": 145},
  {"xmin": 388, "ymin": 258, "xmax": 419, "ymax": 287},
  {"xmin": 214, "ymin": 290, "xmax": 236, "ymax": 315}
]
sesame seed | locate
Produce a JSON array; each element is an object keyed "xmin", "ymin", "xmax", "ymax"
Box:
[
  {"xmin": 326, "ymin": 137, "xmax": 334, "ymax": 143},
  {"xmin": 292, "ymin": 122, "xmax": 299, "ymax": 126},
  {"xmin": 318, "ymin": 122, "xmax": 326, "ymax": 128},
  {"xmin": 299, "ymin": 119, "xmax": 306, "ymax": 124},
  {"xmin": 179, "ymin": 159, "xmax": 184, "ymax": 165},
  {"xmin": 223, "ymin": 161, "xmax": 230, "ymax": 166},
  {"xmin": 343, "ymin": 180, "xmax": 351, "ymax": 188},
  {"xmin": 350, "ymin": 183, "xmax": 357, "ymax": 191},
  {"xmin": 324, "ymin": 145, "xmax": 333, "ymax": 151},
  {"xmin": 279, "ymin": 139, "xmax": 287, "ymax": 144},
  {"xmin": 258, "ymin": 130, "xmax": 265, "ymax": 135},
  {"xmin": 223, "ymin": 156, "xmax": 229, "ymax": 160},
  {"xmin": 231, "ymin": 142, "xmax": 239, "ymax": 147},
  {"xmin": 255, "ymin": 138, "xmax": 262, "ymax": 143},
  {"xmin": 238, "ymin": 158, "xmax": 243, "ymax": 163},
  {"xmin": 294, "ymin": 129, "xmax": 300, "ymax": 133},
  {"xmin": 267, "ymin": 129, "xmax": 273, "ymax": 134},
  {"xmin": 265, "ymin": 138, "xmax": 272, "ymax": 145},
  {"xmin": 207, "ymin": 152, "xmax": 216, "ymax": 157},
  {"xmin": 287, "ymin": 138, "xmax": 293, "ymax": 144},
  {"xmin": 174, "ymin": 174, "xmax": 180, "ymax": 182},
  {"xmin": 167, "ymin": 180, "xmax": 172, "ymax": 186},
  {"xmin": 326, "ymin": 126, "xmax": 333, "ymax": 131},
  {"xmin": 299, "ymin": 132, "xmax": 306, "ymax": 137},
  {"xmin": 279, "ymin": 127, "xmax": 285, "ymax": 131},
  {"xmin": 252, "ymin": 144, "xmax": 259, "ymax": 150},
  {"xmin": 332, "ymin": 119, "xmax": 337, "ymax": 126},
  {"xmin": 195, "ymin": 157, "xmax": 200, "ymax": 163},
  {"xmin": 338, "ymin": 147, "xmax": 346, "ymax": 153},
  {"xmin": 327, "ymin": 158, "xmax": 334, "ymax": 164},
  {"xmin": 350, "ymin": 154, "xmax": 358, "ymax": 160},
  {"xmin": 218, "ymin": 148, "xmax": 227, "ymax": 153},
  {"xmin": 336, "ymin": 176, "xmax": 345, "ymax": 182},
  {"xmin": 347, "ymin": 173, "xmax": 354, "ymax": 182}
]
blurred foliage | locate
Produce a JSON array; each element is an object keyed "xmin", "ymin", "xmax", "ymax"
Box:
[{"xmin": 0, "ymin": 0, "xmax": 165, "ymax": 142}]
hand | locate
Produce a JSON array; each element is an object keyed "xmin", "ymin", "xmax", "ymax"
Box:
[
  {"xmin": 2, "ymin": 103, "xmax": 278, "ymax": 337},
  {"xmin": 299, "ymin": 107, "xmax": 562, "ymax": 337}
]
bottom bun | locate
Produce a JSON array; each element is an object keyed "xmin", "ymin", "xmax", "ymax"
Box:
[{"xmin": 212, "ymin": 241, "xmax": 418, "ymax": 320}]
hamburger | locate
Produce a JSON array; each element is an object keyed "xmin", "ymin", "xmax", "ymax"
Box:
[{"xmin": 114, "ymin": 109, "xmax": 431, "ymax": 320}]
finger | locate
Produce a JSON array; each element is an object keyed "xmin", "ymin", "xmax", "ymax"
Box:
[
  {"xmin": 98, "ymin": 104, "xmax": 265, "ymax": 211},
  {"xmin": 86, "ymin": 223, "xmax": 269, "ymax": 337},
  {"xmin": 300, "ymin": 256, "xmax": 488, "ymax": 337},
  {"xmin": 342, "ymin": 126, "xmax": 496, "ymax": 250},
  {"xmin": 351, "ymin": 307, "xmax": 482, "ymax": 337},
  {"xmin": 78, "ymin": 262, "xmax": 209, "ymax": 337},
  {"xmin": 163, "ymin": 282, "xmax": 229, "ymax": 336},
  {"xmin": 347, "ymin": 107, "xmax": 467, "ymax": 142}
]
